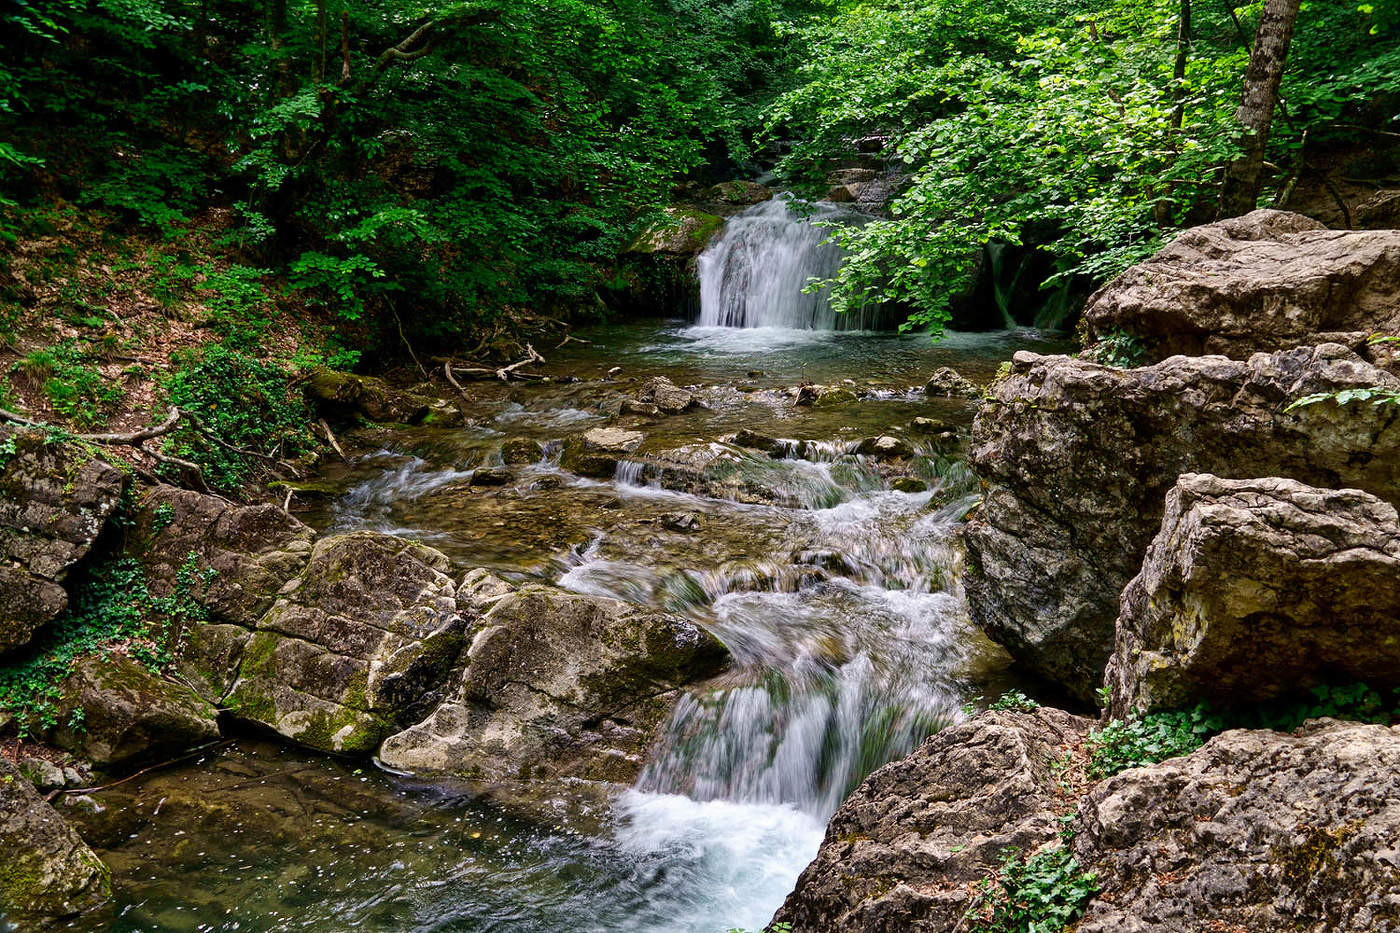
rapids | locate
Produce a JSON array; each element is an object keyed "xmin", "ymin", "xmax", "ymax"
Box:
[{"xmin": 69, "ymin": 322, "xmax": 1068, "ymax": 932}]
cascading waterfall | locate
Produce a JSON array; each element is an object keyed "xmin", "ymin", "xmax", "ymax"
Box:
[{"xmin": 697, "ymin": 197, "xmax": 886, "ymax": 331}]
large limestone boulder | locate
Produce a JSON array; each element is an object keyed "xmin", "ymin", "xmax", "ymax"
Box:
[
  {"xmin": 1072, "ymin": 720, "xmax": 1400, "ymax": 933},
  {"xmin": 1106, "ymin": 474, "xmax": 1400, "ymax": 718},
  {"xmin": 378, "ymin": 585, "xmax": 728, "ymax": 790},
  {"xmin": 304, "ymin": 368, "xmax": 456, "ymax": 425},
  {"xmin": 775, "ymin": 708, "xmax": 1092, "ymax": 931},
  {"xmin": 0, "ymin": 429, "xmax": 127, "ymax": 654},
  {"xmin": 966, "ymin": 344, "xmax": 1400, "ymax": 698},
  {"xmin": 225, "ymin": 532, "xmax": 467, "ymax": 754},
  {"xmin": 129, "ymin": 485, "xmax": 314, "ymax": 627},
  {"xmin": 1083, "ymin": 210, "xmax": 1400, "ymax": 362},
  {"xmin": 0, "ymin": 754, "xmax": 110, "ymax": 925},
  {"xmin": 47, "ymin": 654, "xmax": 220, "ymax": 768}
]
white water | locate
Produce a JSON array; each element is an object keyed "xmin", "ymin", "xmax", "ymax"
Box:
[{"xmin": 697, "ymin": 198, "xmax": 884, "ymax": 330}]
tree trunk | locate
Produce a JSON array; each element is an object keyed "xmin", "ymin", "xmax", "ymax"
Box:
[
  {"xmin": 1170, "ymin": 0, "xmax": 1191, "ymax": 132},
  {"xmin": 1218, "ymin": 0, "xmax": 1301, "ymax": 217}
]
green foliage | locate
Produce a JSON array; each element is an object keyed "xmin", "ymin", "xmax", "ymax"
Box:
[
  {"xmin": 726, "ymin": 923, "xmax": 793, "ymax": 933},
  {"xmin": 769, "ymin": 0, "xmax": 1399, "ymax": 333},
  {"xmin": 963, "ymin": 844, "xmax": 1098, "ymax": 933},
  {"xmin": 989, "ymin": 690, "xmax": 1041, "ymax": 712},
  {"xmin": 1087, "ymin": 704, "xmax": 1222, "ymax": 778},
  {"xmin": 1084, "ymin": 330, "xmax": 1148, "ymax": 368},
  {"xmin": 1287, "ymin": 385, "xmax": 1400, "ymax": 412},
  {"xmin": 0, "ymin": 551, "xmax": 213, "ymax": 736},
  {"xmin": 161, "ymin": 344, "xmax": 315, "ymax": 490},
  {"xmin": 8, "ymin": 341, "xmax": 124, "ymax": 428}
]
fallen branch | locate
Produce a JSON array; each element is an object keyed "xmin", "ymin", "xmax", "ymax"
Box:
[
  {"xmin": 0, "ymin": 405, "xmax": 182, "ymax": 444},
  {"xmin": 319, "ymin": 417, "xmax": 349, "ymax": 463},
  {"xmin": 496, "ymin": 344, "xmax": 544, "ymax": 381},
  {"xmin": 556, "ymin": 333, "xmax": 592, "ymax": 349},
  {"xmin": 443, "ymin": 360, "xmax": 471, "ymax": 402},
  {"xmin": 46, "ymin": 739, "xmax": 234, "ymax": 803}
]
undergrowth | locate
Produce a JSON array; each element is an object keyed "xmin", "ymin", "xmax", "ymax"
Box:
[
  {"xmin": 0, "ymin": 551, "xmax": 212, "ymax": 736},
  {"xmin": 963, "ymin": 837, "xmax": 1098, "ymax": 933}
]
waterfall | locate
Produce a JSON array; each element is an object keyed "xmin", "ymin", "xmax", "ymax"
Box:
[{"xmin": 697, "ymin": 197, "xmax": 884, "ymax": 331}]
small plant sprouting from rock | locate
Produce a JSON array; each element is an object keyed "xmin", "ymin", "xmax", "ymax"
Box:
[
  {"xmin": 1286, "ymin": 385, "xmax": 1400, "ymax": 413},
  {"xmin": 1084, "ymin": 330, "xmax": 1147, "ymax": 369},
  {"xmin": 725, "ymin": 923, "xmax": 792, "ymax": 933},
  {"xmin": 1086, "ymin": 705, "xmax": 1222, "ymax": 778},
  {"xmin": 989, "ymin": 690, "xmax": 1040, "ymax": 713},
  {"xmin": 0, "ymin": 552, "xmax": 213, "ymax": 735},
  {"xmin": 962, "ymin": 843, "xmax": 1098, "ymax": 933}
]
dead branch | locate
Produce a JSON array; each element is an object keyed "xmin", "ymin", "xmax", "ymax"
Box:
[
  {"xmin": 319, "ymin": 417, "xmax": 349, "ymax": 463},
  {"xmin": 496, "ymin": 344, "xmax": 544, "ymax": 381},
  {"xmin": 556, "ymin": 333, "xmax": 592, "ymax": 349},
  {"xmin": 394, "ymin": 311, "xmax": 428, "ymax": 378},
  {"xmin": 443, "ymin": 360, "xmax": 471, "ymax": 402}
]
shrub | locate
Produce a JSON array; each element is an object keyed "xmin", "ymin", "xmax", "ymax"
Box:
[
  {"xmin": 1086, "ymin": 705, "xmax": 1223, "ymax": 778},
  {"xmin": 963, "ymin": 844, "xmax": 1098, "ymax": 933}
]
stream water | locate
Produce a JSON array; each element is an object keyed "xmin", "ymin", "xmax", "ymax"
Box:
[{"xmin": 64, "ymin": 203, "xmax": 1069, "ymax": 933}]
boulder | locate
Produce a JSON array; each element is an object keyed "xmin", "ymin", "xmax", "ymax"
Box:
[
  {"xmin": 469, "ymin": 467, "xmax": 511, "ymax": 486},
  {"xmin": 1072, "ymin": 720, "xmax": 1400, "ymax": 933},
  {"xmin": 1106, "ymin": 474, "xmax": 1400, "ymax": 718},
  {"xmin": 378, "ymin": 585, "xmax": 728, "ymax": 789},
  {"xmin": 0, "ymin": 754, "xmax": 110, "ymax": 925},
  {"xmin": 499, "ymin": 437, "xmax": 544, "ymax": 465},
  {"xmin": 701, "ymin": 181, "xmax": 773, "ymax": 207},
  {"xmin": 965, "ymin": 345, "xmax": 1400, "ymax": 698},
  {"xmin": 1082, "ymin": 210, "xmax": 1400, "ymax": 362},
  {"xmin": 129, "ymin": 485, "xmax": 314, "ymax": 627},
  {"xmin": 304, "ymin": 368, "xmax": 438, "ymax": 425},
  {"xmin": 626, "ymin": 206, "xmax": 724, "ymax": 255},
  {"xmin": 924, "ymin": 367, "xmax": 980, "ymax": 398},
  {"xmin": 0, "ymin": 429, "xmax": 127, "ymax": 654},
  {"xmin": 48, "ymin": 654, "xmax": 220, "ymax": 768},
  {"xmin": 636, "ymin": 376, "xmax": 697, "ymax": 415},
  {"xmin": 795, "ymin": 384, "xmax": 857, "ymax": 407},
  {"xmin": 561, "ymin": 427, "xmax": 644, "ymax": 478},
  {"xmin": 226, "ymin": 532, "xmax": 467, "ymax": 754},
  {"xmin": 775, "ymin": 708, "xmax": 1092, "ymax": 931},
  {"xmin": 856, "ymin": 436, "xmax": 913, "ymax": 460}
]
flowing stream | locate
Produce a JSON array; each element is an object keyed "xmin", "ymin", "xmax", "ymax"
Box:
[{"xmin": 68, "ymin": 234, "xmax": 1068, "ymax": 932}]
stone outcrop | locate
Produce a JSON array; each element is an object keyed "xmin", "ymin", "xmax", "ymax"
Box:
[
  {"xmin": 924, "ymin": 367, "xmax": 979, "ymax": 399},
  {"xmin": 0, "ymin": 428, "xmax": 127, "ymax": 654},
  {"xmin": 378, "ymin": 584, "xmax": 727, "ymax": 789},
  {"xmin": 1071, "ymin": 720, "xmax": 1400, "ymax": 933},
  {"xmin": 965, "ymin": 344, "xmax": 1400, "ymax": 697},
  {"xmin": 775, "ymin": 708, "xmax": 1092, "ymax": 932},
  {"xmin": 226, "ymin": 532, "xmax": 467, "ymax": 754},
  {"xmin": 1106, "ymin": 474, "xmax": 1400, "ymax": 718},
  {"xmin": 48, "ymin": 654, "xmax": 220, "ymax": 768},
  {"xmin": 779, "ymin": 715, "xmax": 1400, "ymax": 933},
  {"xmin": 1082, "ymin": 210, "xmax": 1400, "ymax": 362},
  {"xmin": 0, "ymin": 754, "xmax": 110, "ymax": 925}
]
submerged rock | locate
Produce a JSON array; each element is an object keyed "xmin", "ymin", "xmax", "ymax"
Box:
[
  {"xmin": 0, "ymin": 754, "xmax": 110, "ymax": 925},
  {"xmin": 499, "ymin": 437, "xmax": 544, "ymax": 464},
  {"xmin": 1083, "ymin": 210, "xmax": 1400, "ymax": 362},
  {"xmin": 561, "ymin": 427, "xmax": 644, "ymax": 478},
  {"xmin": 776, "ymin": 708, "xmax": 1092, "ymax": 931},
  {"xmin": 1106, "ymin": 474, "xmax": 1400, "ymax": 718},
  {"xmin": 48, "ymin": 654, "xmax": 220, "ymax": 769},
  {"xmin": 1072, "ymin": 720, "xmax": 1400, "ymax": 933},
  {"xmin": 0, "ymin": 428, "xmax": 127, "ymax": 655},
  {"xmin": 965, "ymin": 345, "xmax": 1400, "ymax": 698},
  {"xmin": 378, "ymin": 585, "xmax": 727, "ymax": 791}
]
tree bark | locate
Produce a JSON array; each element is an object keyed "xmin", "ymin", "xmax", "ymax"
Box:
[
  {"xmin": 1170, "ymin": 0, "xmax": 1192, "ymax": 132},
  {"xmin": 1218, "ymin": 0, "xmax": 1301, "ymax": 217}
]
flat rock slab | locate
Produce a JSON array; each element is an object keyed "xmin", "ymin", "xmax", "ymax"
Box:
[
  {"xmin": 1107, "ymin": 473, "xmax": 1400, "ymax": 717},
  {"xmin": 1083, "ymin": 209, "xmax": 1400, "ymax": 362}
]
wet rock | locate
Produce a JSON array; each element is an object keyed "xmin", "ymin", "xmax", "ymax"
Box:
[
  {"xmin": 619, "ymin": 399, "xmax": 661, "ymax": 418},
  {"xmin": 1082, "ymin": 210, "xmax": 1400, "ymax": 362},
  {"xmin": 776, "ymin": 708, "xmax": 1092, "ymax": 931},
  {"xmin": 891, "ymin": 477, "xmax": 928, "ymax": 494},
  {"xmin": 965, "ymin": 345, "xmax": 1400, "ymax": 698},
  {"xmin": 129, "ymin": 485, "xmax": 315, "ymax": 627},
  {"xmin": 500, "ymin": 437, "xmax": 544, "ymax": 465},
  {"xmin": 0, "ymin": 428, "xmax": 127, "ymax": 654},
  {"xmin": 1106, "ymin": 474, "xmax": 1400, "ymax": 718},
  {"xmin": 856, "ymin": 436, "xmax": 913, "ymax": 460},
  {"xmin": 378, "ymin": 586, "xmax": 728, "ymax": 790},
  {"xmin": 660, "ymin": 511, "xmax": 703, "ymax": 533},
  {"xmin": 469, "ymin": 467, "xmax": 511, "ymax": 487},
  {"xmin": 625, "ymin": 206, "xmax": 724, "ymax": 255},
  {"xmin": 795, "ymin": 384, "xmax": 857, "ymax": 408},
  {"xmin": 0, "ymin": 754, "xmax": 110, "ymax": 924},
  {"xmin": 636, "ymin": 376, "xmax": 697, "ymax": 415},
  {"xmin": 226, "ymin": 532, "xmax": 466, "ymax": 754},
  {"xmin": 459, "ymin": 568, "xmax": 514, "ymax": 611},
  {"xmin": 304, "ymin": 368, "xmax": 437, "ymax": 425},
  {"xmin": 17, "ymin": 757, "xmax": 66, "ymax": 791},
  {"xmin": 909, "ymin": 416, "xmax": 954, "ymax": 435},
  {"xmin": 827, "ymin": 168, "xmax": 879, "ymax": 186},
  {"xmin": 730, "ymin": 429, "xmax": 781, "ymax": 454},
  {"xmin": 1072, "ymin": 720, "xmax": 1400, "ymax": 933},
  {"xmin": 561, "ymin": 427, "xmax": 644, "ymax": 478},
  {"xmin": 924, "ymin": 367, "xmax": 980, "ymax": 398},
  {"xmin": 702, "ymin": 180, "xmax": 773, "ymax": 206},
  {"xmin": 46, "ymin": 654, "xmax": 220, "ymax": 769}
]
